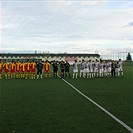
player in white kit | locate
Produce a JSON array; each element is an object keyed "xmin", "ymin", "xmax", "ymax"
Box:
[
  {"xmin": 73, "ymin": 60, "xmax": 78, "ymax": 78},
  {"xmin": 84, "ymin": 60, "xmax": 89, "ymax": 78},
  {"xmin": 88, "ymin": 60, "xmax": 94, "ymax": 78},
  {"xmin": 94, "ymin": 59, "xmax": 100, "ymax": 78},
  {"xmin": 99, "ymin": 61, "xmax": 104, "ymax": 78},
  {"xmin": 115, "ymin": 61, "xmax": 120, "ymax": 77},
  {"xmin": 80, "ymin": 59, "xmax": 85, "ymax": 78},
  {"xmin": 107, "ymin": 61, "xmax": 112, "ymax": 77},
  {"xmin": 103, "ymin": 61, "xmax": 108, "ymax": 77}
]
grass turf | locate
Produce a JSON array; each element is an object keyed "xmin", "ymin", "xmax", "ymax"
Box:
[{"xmin": 0, "ymin": 62, "xmax": 132, "ymax": 133}]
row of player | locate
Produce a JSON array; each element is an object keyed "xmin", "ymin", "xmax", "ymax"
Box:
[
  {"xmin": 0, "ymin": 59, "xmax": 123, "ymax": 79},
  {"xmin": 72, "ymin": 59, "xmax": 123, "ymax": 78}
]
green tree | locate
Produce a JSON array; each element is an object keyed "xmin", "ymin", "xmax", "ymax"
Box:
[{"xmin": 126, "ymin": 52, "xmax": 132, "ymax": 61}]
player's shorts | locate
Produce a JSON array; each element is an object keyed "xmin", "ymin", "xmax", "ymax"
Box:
[
  {"xmin": 119, "ymin": 67, "xmax": 123, "ymax": 71},
  {"xmin": 73, "ymin": 69, "xmax": 78, "ymax": 73},
  {"xmin": 94, "ymin": 68, "xmax": 99, "ymax": 73},
  {"xmin": 45, "ymin": 70, "xmax": 50, "ymax": 73},
  {"xmin": 100, "ymin": 69, "xmax": 104, "ymax": 74},
  {"xmin": 53, "ymin": 69, "xmax": 58, "ymax": 73},
  {"xmin": 26, "ymin": 70, "xmax": 30, "ymax": 73},
  {"xmin": 80, "ymin": 69, "xmax": 84, "ymax": 73},
  {"xmin": 31, "ymin": 69, "xmax": 36, "ymax": 73},
  {"xmin": 0, "ymin": 69, "xmax": 2, "ymax": 73},
  {"xmin": 21, "ymin": 71, "xmax": 25, "ymax": 74},
  {"xmin": 85, "ymin": 69, "xmax": 89, "ymax": 73},
  {"xmin": 103, "ymin": 69, "xmax": 107, "ymax": 73},
  {"xmin": 115, "ymin": 68, "xmax": 119, "ymax": 72},
  {"xmin": 61, "ymin": 69, "xmax": 65, "ymax": 73},
  {"xmin": 37, "ymin": 70, "xmax": 42, "ymax": 75},
  {"xmin": 89, "ymin": 69, "xmax": 93, "ymax": 73},
  {"xmin": 5, "ymin": 69, "xmax": 9, "ymax": 73},
  {"xmin": 65, "ymin": 68, "xmax": 69, "ymax": 73},
  {"xmin": 16, "ymin": 70, "xmax": 20, "ymax": 73},
  {"xmin": 108, "ymin": 67, "xmax": 111, "ymax": 73},
  {"xmin": 11, "ymin": 70, "xmax": 15, "ymax": 73}
]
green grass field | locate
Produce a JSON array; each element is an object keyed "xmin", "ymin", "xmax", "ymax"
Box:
[{"xmin": 0, "ymin": 62, "xmax": 133, "ymax": 133}]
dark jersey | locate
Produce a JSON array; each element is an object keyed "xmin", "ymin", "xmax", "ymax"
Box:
[
  {"xmin": 60, "ymin": 63, "xmax": 65, "ymax": 70},
  {"xmin": 37, "ymin": 62, "xmax": 43, "ymax": 70},
  {"xmin": 53, "ymin": 63, "xmax": 58, "ymax": 72},
  {"xmin": 65, "ymin": 62, "xmax": 70, "ymax": 72},
  {"xmin": 111, "ymin": 62, "xmax": 115, "ymax": 69}
]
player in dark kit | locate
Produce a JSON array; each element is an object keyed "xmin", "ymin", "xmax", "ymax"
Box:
[
  {"xmin": 52, "ymin": 60, "xmax": 58, "ymax": 78},
  {"xmin": 37, "ymin": 61, "xmax": 43, "ymax": 79},
  {"xmin": 65, "ymin": 60, "xmax": 70, "ymax": 78},
  {"xmin": 111, "ymin": 61, "xmax": 115, "ymax": 77},
  {"xmin": 60, "ymin": 61, "xmax": 65, "ymax": 78}
]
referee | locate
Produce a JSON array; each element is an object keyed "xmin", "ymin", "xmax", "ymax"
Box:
[{"xmin": 37, "ymin": 60, "xmax": 43, "ymax": 79}]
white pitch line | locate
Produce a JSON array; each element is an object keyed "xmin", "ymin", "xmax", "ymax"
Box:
[{"xmin": 61, "ymin": 78, "xmax": 133, "ymax": 133}]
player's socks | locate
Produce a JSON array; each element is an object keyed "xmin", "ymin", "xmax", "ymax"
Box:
[
  {"xmin": 0, "ymin": 74, "xmax": 2, "ymax": 79},
  {"xmin": 11, "ymin": 74, "xmax": 12, "ymax": 79},
  {"xmin": 92, "ymin": 73, "xmax": 94, "ymax": 78},
  {"xmin": 31, "ymin": 73, "xmax": 33, "ymax": 79},
  {"xmin": 97, "ymin": 73, "xmax": 99, "ymax": 78},
  {"xmin": 108, "ymin": 73, "xmax": 110, "ymax": 77},
  {"xmin": 117, "ymin": 71, "xmax": 120, "ymax": 76},
  {"xmin": 33, "ymin": 74, "xmax": 35, "ymax": 79},
  {"xmin": 80, "ymin": 72, "xmax": 81, "ymax": 78},
  {"xmin": 73, "ymin": 73, "xmax": 75, "ymax": 78},
  {"xmin": 7, "ymin": 74, "xmax": 10, "ymax": 79},
  {"xmin": 16, "ymin": 74, "xmax": 18, "ymax": 78},
  {"xmin": 18, "ymin": 74, "xmax": 20, "ymax": 78},
  {"xmin": 121, "ymin": 72, "xmax": 123, "ymax": 77},
  {"xmin": 48, "ymin": 73, "xmax": 50, "ymax": 78},
  {"xmin": 93, "ymin": 73, "xmax": 95, "ymax": 77},
  {"xmin": 23, "ymin": 74, "xmax": 25, "ymax": 78},
  {"xmin": 41, "ymin": 75, "xmax": 42, "ymax": 79},
  {"xmin": 61, "ymin": 73, "xmax": 64, "ymax": 78},
  {"xmin": 37, "ymin": 75, "xmax": 39, "ymax": 79},
  {"xmin": 87, "ymin": 73, "xmax": 89, "ymax": 78},
  {"xmin": 25, "ymin": 74, "xmax": 28, "ymax": 79},
  {"xmin": 56, "ymin": 73, "xmax": 58, "ymax": 77},
  {"xmin": 5, "ymin": 74, "xmax": 7, "ymax": 79},
  {"xmin": 83, "ymin": 72, "xmax": 85, "ymax": 78},
  {"xmin": 89, "ymin": 73, "xmax": 91, "ymax": 78},
  {"xmin": 76, "ymin": 73, "xmax": 77, "ymax": 78},
  {"xmin": 45, "ymin": 74, "xmax": 47, "ymax": 78},
  {"xmin": 11, "ymin": 74, "xmax": 13, "ymax": 79}
]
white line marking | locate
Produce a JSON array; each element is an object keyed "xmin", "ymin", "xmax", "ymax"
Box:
[{"xmin": 61, "ymin": 78, "xmax": 133, "ymax": 133}]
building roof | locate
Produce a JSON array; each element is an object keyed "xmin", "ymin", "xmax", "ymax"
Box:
[{"xmin": 0, "ymin": 53, "xmax": 100, "ymax": 58}]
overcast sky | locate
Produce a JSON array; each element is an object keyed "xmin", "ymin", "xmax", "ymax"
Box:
[{"xmin": 0, "ymin": 0, "xmax": 133, "ymax": 54}]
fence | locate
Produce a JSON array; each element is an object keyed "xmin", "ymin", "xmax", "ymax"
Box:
[{"xmin": 100, "ymin": 52, "xmax": 133, "ymax": 61}]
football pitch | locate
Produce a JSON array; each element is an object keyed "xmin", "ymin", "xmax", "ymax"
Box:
[{"xmin": 0, "ymin": 62, "xmax": 133, "ymax": 133}]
